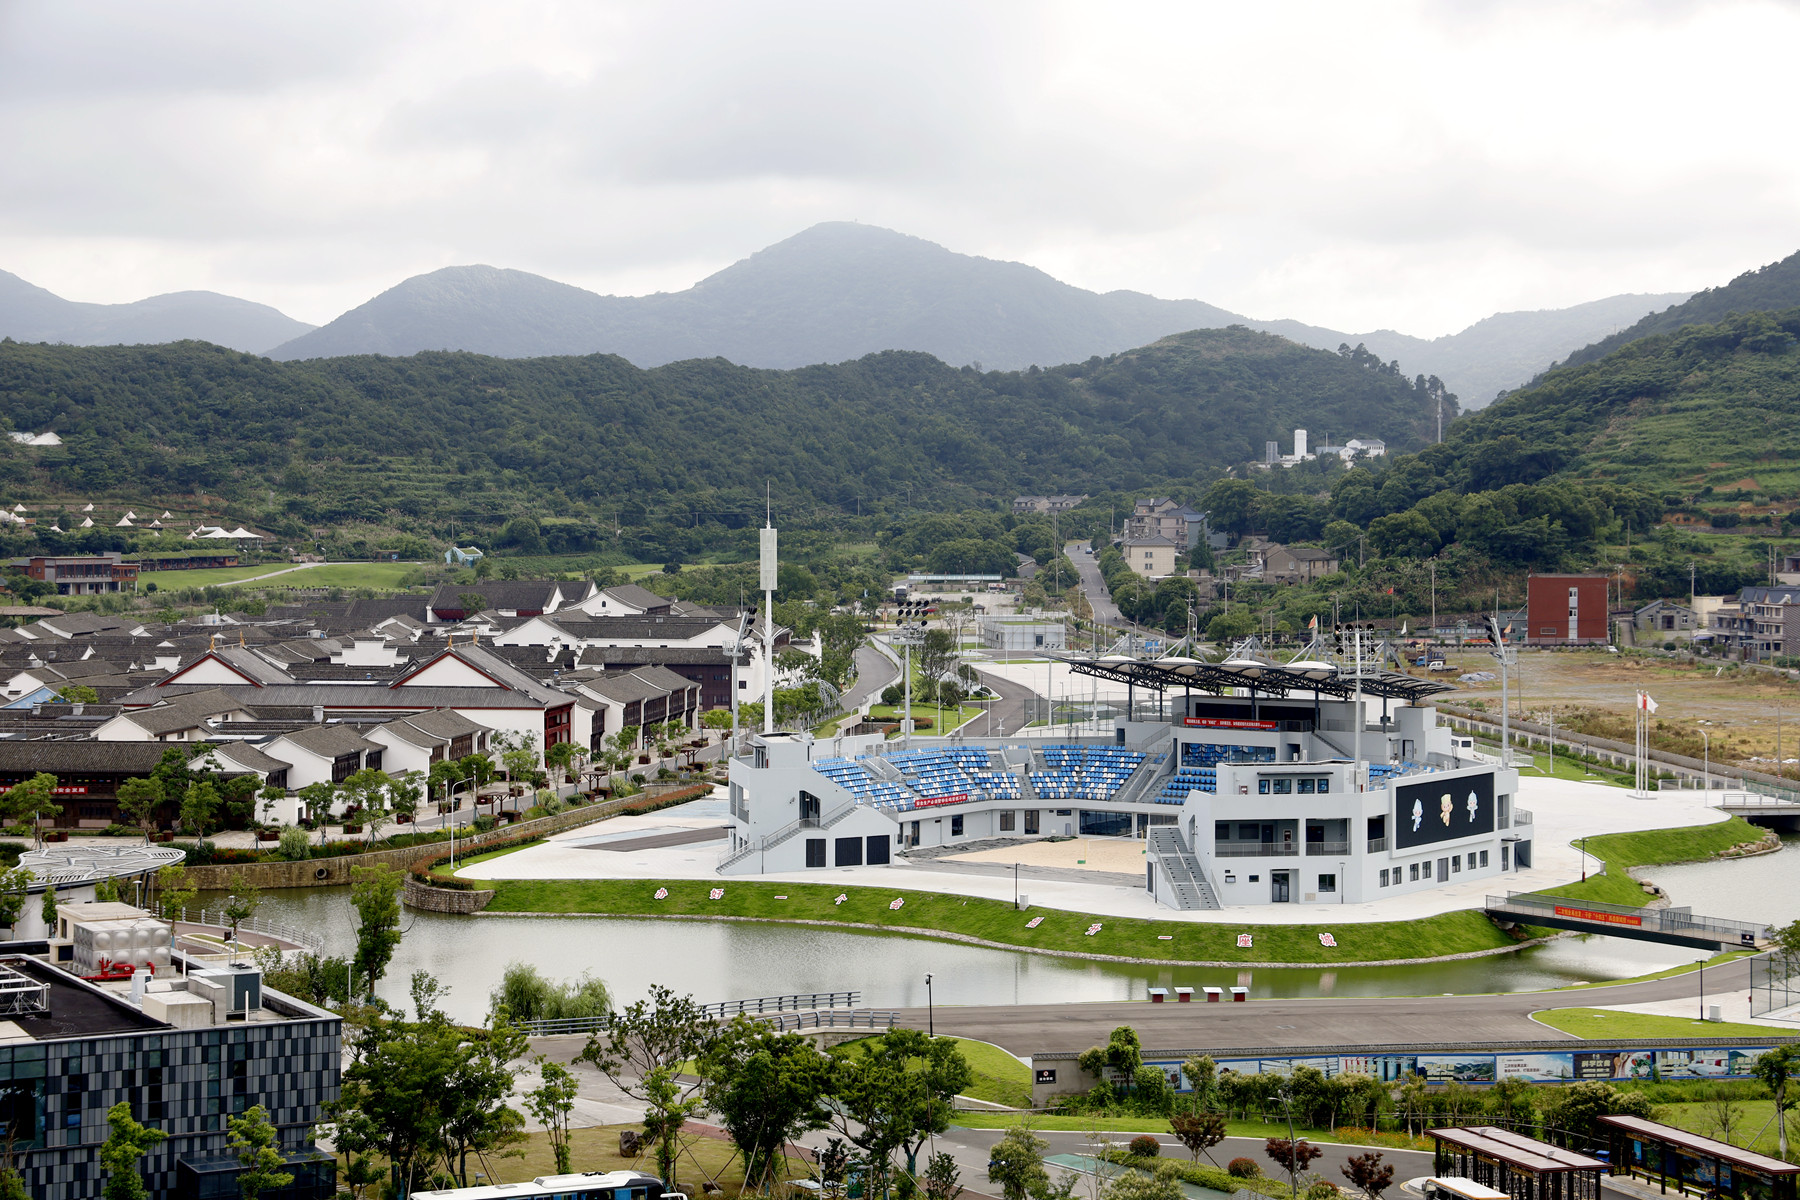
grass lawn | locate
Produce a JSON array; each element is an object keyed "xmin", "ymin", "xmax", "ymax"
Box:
[
  {"xmin": 1532, "ymin": 1007, "xmax": 1785, "ymax": 1040},
  {"xmin": 475, "ymin": 876, "xmax": 1525, "ymax": 965},
  {"xmin": 1650, "ymin": 1101, "xmax": 1791, "ymax": 1159},
  {"xmin": 333, "ymin": 1122, "xmax": 810, "ymax": 1197},
  {"xmin": 867, "ymin": 703, "xmax": 981, "ymax": 733},
  {"xmin": 144, "ymin": 561, "xmax": 424, "ymax": 591},
  {"xmin": 1514, "ymin": 750, "xmax": 1631, "ymax": 787},
  {"xmin": 431, "ymin": 838, "xmax": 544, "ymax": 875},
  {"xmin": 1531, "ymin": 815, "xmax": 1765, "ymax": 908},
  {"xmin": 834, "ymin": 1034, "xmax": 1032, "ymax": 1107}
]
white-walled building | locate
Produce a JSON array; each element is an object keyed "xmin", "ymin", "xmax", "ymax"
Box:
[{"xmin": 721, "ymin": 657, "xmax": 1525, "ymax": 909}]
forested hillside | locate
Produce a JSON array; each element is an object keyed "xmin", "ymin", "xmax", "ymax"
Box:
[
  {"xmin": 0, "ymin": 327, "xmax": 1442, "ymax": 552},
  {"xmin": 1552, "ymin": 249, "xmax": 1800, "ymax": 374}
]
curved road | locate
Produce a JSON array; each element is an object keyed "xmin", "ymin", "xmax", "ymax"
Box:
[{"xmin": 890, "ymin": 953, "xmax": 1775, "ymax": 1054}]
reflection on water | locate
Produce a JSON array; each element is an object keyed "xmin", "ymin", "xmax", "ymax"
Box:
[
  {"xmin": 219, "ymin": 890, "xmax": 1700, "ymax": 1027},
  {"xmin": 205, "ymin": 830, "xmax": 1788, "ymax": 1027}
]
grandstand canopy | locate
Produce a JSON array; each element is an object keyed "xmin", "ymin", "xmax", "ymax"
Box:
[{"xmin": 1066, "ymin": 655, "xmax": 1454, "ymax": 703}]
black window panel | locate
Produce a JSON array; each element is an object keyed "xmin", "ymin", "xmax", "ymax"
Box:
[
  {"xmin": 865, "ymin": 836, "xmax": 890, "ymax": 865},
  {"xmin": 834, "ymin": 837, "xmax": 863, "ymax": 867},
  {"xmin": 804, "ymin": 838, "xmax": 826, "ymax": 868}
]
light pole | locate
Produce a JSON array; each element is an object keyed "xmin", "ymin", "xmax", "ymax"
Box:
[
  {"xmin": 1013, "ymin": 863, "xmax": 1021, "ymax": 910},
  {"xmin": 1702, "ymin": 728, "xmax": 1711, "ymax": 794},
  {"xmin": 925, "ymin": 973, "xmax": 934, "ymax": 1036}
]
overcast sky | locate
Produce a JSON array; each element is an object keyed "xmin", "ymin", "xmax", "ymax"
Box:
[{"xmin": 2, "ymin": 0, "xmax": 1797, "ymax": 337}]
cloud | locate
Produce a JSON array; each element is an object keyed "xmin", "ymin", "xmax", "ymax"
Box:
[{"xmin": 0, "ymin": 0, "xmax": 1795, "ymax": 335}]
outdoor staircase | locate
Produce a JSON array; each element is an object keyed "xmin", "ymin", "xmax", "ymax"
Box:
[
  {"xmin": 1147, "ymin": 826, "xmax": 1221, "ymax": 911},
  {"xmin": 1110, "ymin": 752, "xmax": 1172, "ymax": 807}
]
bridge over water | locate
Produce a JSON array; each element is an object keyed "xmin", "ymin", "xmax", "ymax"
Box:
[{"xmin": 1485, "ymin": 891, "xmax": 1767, "ymax": 950}]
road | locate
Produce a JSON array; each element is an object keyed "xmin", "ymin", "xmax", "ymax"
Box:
[
  {"xmin": 888, "ymin": 954, "xmax": 1770, "ymax": 1054},
  {"xmin": 969, "ymin": 665, "xmax": 1038, "ymax": 739},
  {"xmin": 843, "ymin": 644, "xmax": 902, "ymax": 711},
  {"xmin": 1067, "ymin": 540, "xmax": 1124, "ymax": 626}
]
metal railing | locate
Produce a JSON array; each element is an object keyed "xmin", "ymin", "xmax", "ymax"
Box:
[
  {"xmin": 754, "ymin": 1009, "xmax": 897, "ymax": 1033},
  {"xmin": 514, "ymin": 990, "xmax": 863, "ymax": 1036},
  {"xmin": 1512, "ymin": 807, "xmax": 1533, "ymax": 826},
  {"xmin": 175, "ymin": 907, "xmax": 325, "ymax": 956},
  {"xmin": 1305, "ymin": 841, "xmax": 1350, "ymax": 856},
  {"xmin": 1214, "ymin": 842, "xmax": 1298, "ymax": 857},
  {"xmin": 1366, "ymin": 837, "xmax": 1389, "ymax": 853},
  {"xmin": 1486, "ymin": 891, "xmax": 1766, "ymax": 944}
]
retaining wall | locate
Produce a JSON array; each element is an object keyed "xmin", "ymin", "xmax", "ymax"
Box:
[
  {"xmin": 402, "ymin": 878, "xmax": 495, "ymax": 913},
  {"xmin": 183, "ymin": 785, "xmax": 714, "ymax": 890}
]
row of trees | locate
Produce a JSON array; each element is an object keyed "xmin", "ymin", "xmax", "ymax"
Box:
[{"xmin": 326, "ymin": 979, "xmax": 974, "ymax": 1199}]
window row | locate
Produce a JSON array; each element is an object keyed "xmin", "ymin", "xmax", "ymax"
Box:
[
  {"xmin": 1379, "ymin": 848, "xmax": 1489, "ymax": 887},
  {"xmin": 1257, "ymin": 778, "xmax": 1331, "ymax": 794}
]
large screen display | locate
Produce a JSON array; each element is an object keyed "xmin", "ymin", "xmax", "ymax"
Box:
[{"xmin": 1394, "ymin": 772, "xmax": 1495, "ymax": 850}]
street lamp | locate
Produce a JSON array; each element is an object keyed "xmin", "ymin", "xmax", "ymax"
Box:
[
  {"xmin": 924, "ymin": 973, "xmax": 934, "ymax": 1036},
  {"xmin": 1701, "ymin": 728, "xmax": 1711, "ymax": 795}
]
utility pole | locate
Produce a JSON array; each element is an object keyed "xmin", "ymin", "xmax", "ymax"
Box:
[
  {"xmin": 760, "ymin": 494, "xmax": 777, "ymax": 735},
  {"xmin": 1428, "ymin": 558, "xmax": 1437, "ymax": 644}
]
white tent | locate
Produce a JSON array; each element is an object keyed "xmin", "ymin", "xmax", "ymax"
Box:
[
  {"xmin": 81, "ymin": 503, "xmax": 94, "ymax": 512},
  {"xmin": 79, "ymin": 517, "xmax": 94, "ymax": 528},
  {"xmin": 115, "ymin": 516, "xmax": 133, "ymax": 527}
]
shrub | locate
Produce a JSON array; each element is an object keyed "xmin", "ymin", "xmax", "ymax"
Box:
[
  {"xmin": 1228, "ymin": 1159, "xmax": 1260, "ymax": 1179},
  {"xmin": 472, "ymin": 814, "xmax": 497, "ymax": 833},
  {"xmin": 1306, "ymin": 1184, "xmax": 1340, "ymax": 1200},
  {"xmin": 880, "ymin": 683, "xmax": 905, "ymax": 706},
  {"xmin": 277, "ymin": 826, "xmax": 310, "ymax": 861},
  {"xmin": 1129, "ymin": 1136, "xmax": 1161, "ymax": 1158}
]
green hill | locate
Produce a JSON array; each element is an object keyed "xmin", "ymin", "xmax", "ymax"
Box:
[
  {"xmin": 1423, "ymin": 308, "xmax": 1800, "ymax": 493},
  {"xmin": 0, "ymin": 328, "xmax": 1442, "ymax": 546},
  {"xmin": 1550, "ymin": 248, "xmax": 1800, "ymax": 376}
]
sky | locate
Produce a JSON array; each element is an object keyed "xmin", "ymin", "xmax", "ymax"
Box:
[{"xmin": 2, "ymin": 0, "xmax": 1798, "ymax": 337}]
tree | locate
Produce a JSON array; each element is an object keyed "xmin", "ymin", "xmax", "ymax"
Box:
[
  {"xmin": 337, "ymin": 768, "xmax": 393, "ymax": 841},
  {"xmin": 489, "ymin": 962, "xmax": 612, "ymax": 1023},
  {"xmin": 179, "ymin": 780, "xmax": 220, "ymax": 839},
  {"xmin": 988, "ymin": 1125, "xmax": 1051, "ymax": 1200},
  {"xmin": 827, "ymin": 1029, "xmax": 971, "ymax": 1200},
  {"xmin": 221, "ymin": 874, "xmax": 261, "ymax": 953},
  {"xmin": 0, "ymin": 1167, "xmax": 25, "ymax": 1200},
  {"xmin": 227, "ymin": 1104, "xmax": 294, "ymax": 1200},
  {"xmin": 100, "ymin": 1101, "xmax": 167, "ymax": 1200},
  {"xmin": 1078, "ymin": 1026, "xmax": 1144, "ymax": 1098},
  {"xmin": 154, "ymin": 863, "xmax": 197, "ymax": 922},
  {"xmin": 525, "ymin": 1059, "xmax": 580, "ymax": 1175},
  {"xmin": 925, "ymin": 1152, "xmax": 964, "ymax": 1200},
  {"xmin": 1181, "ymin": 1056, "xmax": 1221, "ymax": 1112},
  {"xmin": 1102, "ymin": 1169, "xmax": 1181, "ymax": 1200},
  {"xmin": 1341, "ymin": 1152, "xmax": 1393, "ymax": 1200},
  {"xmin": 1752, "ymin": 1046, "xmax": 1800, "ymax": 1158},
  {"xmin": 343, "ymin": 1156, "xmax": 382, "ymax": 1200},
  {"xmin": 115, "ymin": 777, "xmax": 165, "ymax": 842},
  {"xmin": 700, "ymin": 1018, "xmax": 833, "ymax": 1193},
  {"xmin": 702, "ymin": 708, "xmax": 735, "ymax": 735},
  {"xmin": 296, "ymin": 781, "xmax": 336, "ymax": 836},
  {"xmin": 57, "ymin": 683, "xmax": 99, "ymax": 704},
  {"xmin": 1264, "ymin": 1139, "xmax": 1322, "ymax": 1194},
  {"xmin": 460, "ymin": 752, "xmax": 497, "ymax": 808},
  {"xmin": 349, "ymin": 865, "xmax": 404, "ymax": 997},
  {"xmin": 1170, "ymin": 1112, "xmax": 1226, "ymax": 1165},
  {"xmin": 0, "ymin": 869, "xmax": 32, "ymax": 935},
  {"xmin": 545, "ymin": 740, "xmax": 581, "ymax": 786},
  {"xmin": 579, "ymin": 985, "xmax": 720, "ymax": 1190},
  {"xmin": 1, "ymin": 773, "xmax": 62, "ymax": 846},
  {"xmin": 1540, "ymin": 1081, "xmax": 1652, "ymax": 1146},
  {"xmin": 37, "ymin": 875, "xmax": 56, "ymax": 938}
]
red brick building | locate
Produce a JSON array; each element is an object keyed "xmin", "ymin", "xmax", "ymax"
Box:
[
  {"xmin": 1526, "ymin": 573, "xmax": 1610, "ymax": 645},
  {"xmin": 18, "ymin": 554, "xmax": 139, "ymax": 595}
]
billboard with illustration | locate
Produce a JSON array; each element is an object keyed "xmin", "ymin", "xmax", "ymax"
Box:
[
  {"xmin": 1394, "ymin": 772, "xmax": 1495, "ymax": 849},
  {"xmin": 1145, "ymin": 1045, "xmax": 1773, "ymax": 1088}
]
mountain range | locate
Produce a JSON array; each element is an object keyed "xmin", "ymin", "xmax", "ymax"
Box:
[
  {"xmin": 0, "ymin": 269, "xmax": 314, "ymax": 355},
  {"xmin": 0, "ymin": 222, "xmax": 1727, "ymax": 407}
]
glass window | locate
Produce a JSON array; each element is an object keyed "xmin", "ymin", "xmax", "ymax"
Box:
[
  {"xmin": 1297, "ymin": 778, "xmax": 1315, "ymax": 794},
  {"xmin": 1237, "ymin": 823, "xmax": 1260, "ymax": 841},
  {"xmin": 1317, "ymin": 778, "xmax": 1330, "ymax": 793},
  {"xmin": 951, "ymin": 815, "xmax": 963, "ymax": 836},
  {"xmin": 999, "ymin": 811, "xmax": 1015, "ymax": 832},
  {"xmin": 1421, "ymin": 860, "xmax": 1431, "ymax": 879},
  {"xmin": 1248, "ymin": 875, "xmax": 1259, "ymax": 882},
  {"xmin": 1272, "ymin": 779, "xmax": 1291, "ymax": 794},
  {"xmin": 1452, "ymin": 855, "xmax": 1461, "ymax": 872},
  {"xmin": 1215, "ymin": 822, "xmax": 1231, "ymax": 841},
  {"xmin": 1479, "ymin": 850, "xmax": 1489, "ymax": 867},
  {"xmin": 1024, "ymin": 811, "xmax": 1039, "ymax": 834},
  {"xmin": 1379, "ymin": 869, "xmax": 1389, "ymax": 887},
  {"xmin": 1318, "ymin": 874, "xmax": 1336, "ymax": 893},
  {"xmin": 1258, "ymin": 779, "xmax": 1270, "ymax": 795}
]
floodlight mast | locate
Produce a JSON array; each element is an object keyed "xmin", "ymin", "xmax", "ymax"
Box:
[{"xmin": 760, "ymin": 513, "xmax": 777, "ymax": 736}]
